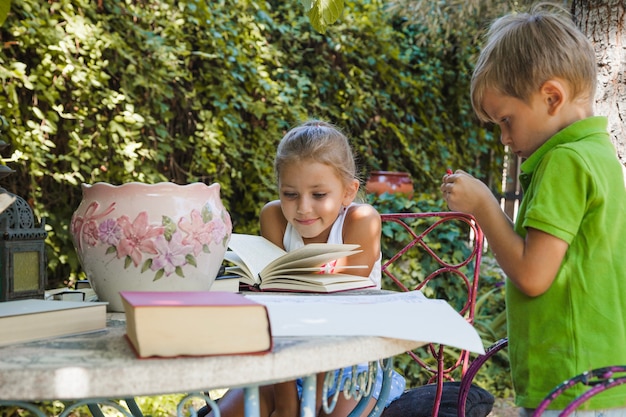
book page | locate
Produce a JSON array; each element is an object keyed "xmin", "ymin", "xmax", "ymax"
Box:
[
  {"xmin": 267, "ymin": 253, "xmax": 365, "ymax": 277},
  {"xmin": 262, "ymin": 243, "xmax": 361, "ymax": 277},
  {"xmin": 262, "ymin": 274, "xmax": 373, "ymax": 286},
  {"xmin": 225, "ymin": 234, "xmax": 287, "ymax": 283},
  {"xmin": 223, "ymin": 253, "xmax": 254, "ymax": 281},
  {"xmin": 265, "ymin": 265, "xmax": 366, "ymax": 276},
  {"xmin": 259, "ymin": 274, "xmax": 375, "ymax": 292}
]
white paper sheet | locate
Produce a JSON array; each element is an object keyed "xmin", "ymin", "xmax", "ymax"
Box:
[{"xmin": 246, "ymin": 291, "xmax": 485, "ymax": 354}]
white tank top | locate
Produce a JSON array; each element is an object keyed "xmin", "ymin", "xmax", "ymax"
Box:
[{"xmin": 283, "ymin": 204, "xmax": 382, "ymax": 289}]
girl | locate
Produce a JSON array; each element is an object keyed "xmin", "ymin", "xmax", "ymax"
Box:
[{"xmin": 210, "ymin": 120, "xmax": 405, "ymax": 417}]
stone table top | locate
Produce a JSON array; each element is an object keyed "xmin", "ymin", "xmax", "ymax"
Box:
[{"xmin": 0, "ymin": 313, "xmax": 422, "ymax": 401}]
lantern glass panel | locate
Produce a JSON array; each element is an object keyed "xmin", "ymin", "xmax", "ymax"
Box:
[{"xmin": 13, "ymin": 251, "xmax": 40, "ymax": 292}]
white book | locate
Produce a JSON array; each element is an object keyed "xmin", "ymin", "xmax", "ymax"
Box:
[{"xmin": 0, "ymin": 299, "xmax": 108, "ymax": 346}]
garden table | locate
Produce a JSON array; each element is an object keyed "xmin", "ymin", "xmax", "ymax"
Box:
[
  {"xmin": 0, "ymin": 290, "xmax": 483, "ymax": 417},
  {"xmin": 0, "ymin": 314, "xmax": 422, "ymax": 416}
]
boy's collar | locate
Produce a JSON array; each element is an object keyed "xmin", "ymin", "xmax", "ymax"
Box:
[{"xmin": 519, "ymin": 116, "xmax": 608, "ymax": 187}]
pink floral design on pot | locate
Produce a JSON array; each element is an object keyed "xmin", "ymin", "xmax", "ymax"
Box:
[{"xmin": 71, "ymin": 182, "xmax": 232, "ymax": 312}]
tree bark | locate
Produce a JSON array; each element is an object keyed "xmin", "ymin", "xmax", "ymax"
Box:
[{"xmin": 572, "ymin": 0, "xmax": 626, "ymax": 164}]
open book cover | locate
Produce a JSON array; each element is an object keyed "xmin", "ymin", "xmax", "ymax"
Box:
[{"xmin": 223, "ymin": 234, "xmax": 376, "ymax": 293}]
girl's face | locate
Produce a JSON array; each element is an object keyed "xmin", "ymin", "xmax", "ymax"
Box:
[{"xmin": 278, "ymin": 160, "xmax": 357, "ymax": 243}]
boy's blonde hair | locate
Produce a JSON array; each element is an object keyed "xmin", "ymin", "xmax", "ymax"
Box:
[
  {"xmin": 274, "ymin": 120, "xmax": 359, "ymax": 187},
  {"xmin": 471, "ymin": 2, "xmax": 597, "ymax": 123}
]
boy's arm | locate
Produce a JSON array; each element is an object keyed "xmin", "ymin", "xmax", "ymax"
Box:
[{"xmin": 442, "ymin": 170, "xmax": 568, "ymax": 297}]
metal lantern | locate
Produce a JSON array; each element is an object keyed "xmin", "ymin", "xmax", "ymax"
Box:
[{"xmin": 0, "ymin": 187, "xmax": 47, "ymax": 301}]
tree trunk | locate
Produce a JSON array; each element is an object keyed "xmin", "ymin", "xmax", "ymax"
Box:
[{"xmin": 572, "ymin": 0, "xmax": 626, "ymax": 165}]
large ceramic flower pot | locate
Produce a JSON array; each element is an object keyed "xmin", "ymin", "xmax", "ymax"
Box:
[{"xmin": 71, "ymin": 182, "xmax": 232, "ymax": 312}]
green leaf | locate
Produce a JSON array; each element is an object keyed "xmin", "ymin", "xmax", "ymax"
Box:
[
  {"xmin": 162, "ymin": 216, "xmax": 176, "ymax": 241},
  {"xmin": 153, "ymin": 269, "xmax": 164, "ymax": 282},
  {"xmin": 201, "ymin": 204, "xmax": 213, "ymax": 223},
  {"xmin": 0, "ymin": 0, "xmax": 10, "ymax": 27},
  {"xmin": 185, "ymin": 253, "xmax": 197, "ymax": 267},
  {"xmin": 304, "ymin": 0, "xmax": 344, "ymax": 33},
  {"xmin": 141, "ymin": 259, "xmax": 152, "ymax": 273}
]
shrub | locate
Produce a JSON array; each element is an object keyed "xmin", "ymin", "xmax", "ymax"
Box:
[{"xmin": 0, "ymin": 0, "xmax": 502, "ymax": 287}]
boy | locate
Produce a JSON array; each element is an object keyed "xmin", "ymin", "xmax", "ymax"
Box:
[{"xmin": 441, "ymin": 3, "xmax": 626, "ymax": 415}]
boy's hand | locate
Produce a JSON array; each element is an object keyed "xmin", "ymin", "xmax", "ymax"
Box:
[{"xmin": 441, "ymin": 170, "xmax": 496, "ymax": 215}]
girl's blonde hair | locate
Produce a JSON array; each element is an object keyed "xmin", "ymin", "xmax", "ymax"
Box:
[
  {"xmin": 274, "ymin": 120, "xmax": 358, "ymax": 187},
  {"xmin": 471, "ymin": 2, "xmax": 597, "ymax": 123}
]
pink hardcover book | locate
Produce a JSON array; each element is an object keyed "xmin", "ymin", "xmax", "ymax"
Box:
[{"xmin": 120, "ymin": 291, "xmax": 273, "ymax": 358}]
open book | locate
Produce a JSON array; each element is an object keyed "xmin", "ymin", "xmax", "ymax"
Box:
[{"xmin": 223, "ymin": 234, "xmax": 376, "ymax": 293}]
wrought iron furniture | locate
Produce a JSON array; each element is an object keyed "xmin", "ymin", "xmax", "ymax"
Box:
[
  {"xmin": 457, "ymin": 337, "xmax": 509, "ymax": 414},
  {"xmin": 532, "ymin": 365, "xmax": 626, "ymax": 416},
  {"xmin": 379, "ymin": 211, "xmax": 504, "ymax": 417}
]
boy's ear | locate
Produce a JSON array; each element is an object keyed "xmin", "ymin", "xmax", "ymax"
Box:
[{"xmin": 541, "ymin": 79, "xmax": 566, "ymax": 115}]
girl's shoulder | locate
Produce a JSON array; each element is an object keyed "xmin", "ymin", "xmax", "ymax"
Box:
[
  {"xmin": 260, "ymin": 200, "xmax": 288, "ymax": 244},
  {"xmin": 260, "ymin": 200, "xmax": 286, "ymax": 224},
  {"xmin": 342, "ymin": 203, "xmax": 381, "ymax": 244},
  {"xmin": 261, "ymin": 199, "xmax": 282, "ymax": 213},
  {"xmin": 345, "ymin": 203, "xmax": 381, "ymax": 223}
]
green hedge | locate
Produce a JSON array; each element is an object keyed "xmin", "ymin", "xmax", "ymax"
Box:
[{"xmin": 0, "ymin": 0, "xmax": 502, "ymax": 287}]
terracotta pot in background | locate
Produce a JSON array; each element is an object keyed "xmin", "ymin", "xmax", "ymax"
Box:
[{"xmin": 365, "ymin": 171, "xmax": 414, "ymax": 198}]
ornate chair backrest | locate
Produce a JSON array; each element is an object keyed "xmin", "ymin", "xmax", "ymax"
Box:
[{"xmin": 380, "ymin": 211, "xmax": 485, "ymax": 415}]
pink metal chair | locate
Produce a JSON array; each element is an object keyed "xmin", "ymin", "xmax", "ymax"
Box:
[
  {"xmin": 378, "ymin": 212, "xmax": 502, "ymax": 417},
  {"xmin": 532, "ymin": 366, "xmax": 626, "ymax": 416},
  {"xmin": 379, "ymin": 213, "xmax": 626, "ymax": 416},
  {"xmin": 457, "ymin": 337, "xmax": 508, "ymax": 414}
]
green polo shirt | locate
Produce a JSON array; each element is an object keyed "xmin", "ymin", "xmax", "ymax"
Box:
[{"xmin": 507, "ymin": 116, "xmax": 626, "ymax": 410}]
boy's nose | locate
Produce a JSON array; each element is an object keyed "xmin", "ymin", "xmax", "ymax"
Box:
[{"xmin": 500, "ymin": 132, "xmax": 510, "ymax": 146}]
